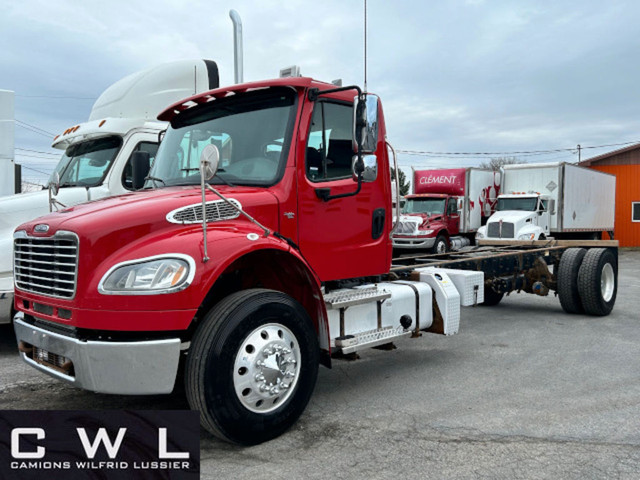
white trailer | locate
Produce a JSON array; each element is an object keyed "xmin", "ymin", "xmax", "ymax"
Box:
[
  {"xmin": 0, "ymin": 59, "xmax": 219, "ymax": 324},
  {"xmin": 477, "ymin": 162, "xmax": 615, "ymax": 241}
]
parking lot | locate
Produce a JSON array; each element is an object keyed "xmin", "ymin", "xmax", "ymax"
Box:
[{"xmin": 1, "ymin": 249, "xmax": 639, "ymax": 479}]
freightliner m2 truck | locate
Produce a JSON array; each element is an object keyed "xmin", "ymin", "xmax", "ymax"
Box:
[
  {"xmin": 0, "ymin": 59, "xmax": 219, "ymax": 325},
  {"xmin": 476, "ymin": 162, "xmax": 615, "ymax": 242},
  {"xmin": 393, "ymin": 167, "xmax": 501, "ymax": 253},
  {"xmin": 12, "ymin": 75, "xmax": 619, "ymax": 445}
]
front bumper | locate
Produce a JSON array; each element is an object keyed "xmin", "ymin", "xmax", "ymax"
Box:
[
  {"xmin": 0, "ymin": 290, "xmax": 12, "ymax": 324},
  {"xmin": 392, "ymin": 236, "xmax": 436, "ymax": 249},
  {"xmin": 14, "ymin": 313, "xmax": 181, "ymax": 395}
]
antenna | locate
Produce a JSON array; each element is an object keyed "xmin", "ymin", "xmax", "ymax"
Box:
[{"xmin": 363, "ymin": 0, "xmax": 368, "ymax": 93}]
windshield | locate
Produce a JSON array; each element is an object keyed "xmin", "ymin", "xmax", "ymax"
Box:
[
  {"xmin": 497, "ymin": 197, "xmax": 538, "ymax": 212},
  {"xmin": 51, "ymin": 136, "xmax": 122, "ymax": 188},
  {"xmin": 147, "ymin": 88, "xmax": 297, "ymax": 188},
  {"xmin": 402, "ymin": 198, "xmax": 446, "ymax": 215}
]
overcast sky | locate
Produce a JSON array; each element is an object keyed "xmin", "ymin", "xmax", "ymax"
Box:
[{"xmin": 3, "ymin": 0, "xmax": 640, "ymax": 185}]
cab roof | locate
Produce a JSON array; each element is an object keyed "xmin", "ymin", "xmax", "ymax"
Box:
[{"xmin": 158, "ymin": 77, "xmax": 354, "ymax": 122}]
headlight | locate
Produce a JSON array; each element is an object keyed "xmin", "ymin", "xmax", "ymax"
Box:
[
  {"xmin": 99, "ymin": 255, "xmax": 195, "ymax": 295},
  {"xmin": 418, "ymin": 229, "xmax": 434, "ymax": 235},
  {"xmin": 518, "ymin": 233, "xmax": 536, "ymax": 240},
  {"xmin": 476, "ymin": 231, "xmax": 484, "ymax": 239}
]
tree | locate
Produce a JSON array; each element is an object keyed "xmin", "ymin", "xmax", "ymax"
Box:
[
  {"xmin": 390, "ymin": 167, "xmax": 410, "ymax": 197},
  {"xmin": 478, "ymin": 156, "xmax": 523, "ymax": 171}
]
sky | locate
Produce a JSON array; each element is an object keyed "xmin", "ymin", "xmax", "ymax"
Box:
[{"xmin": 2, "ymin": 0, "xmax": 640, "ymax": 187}]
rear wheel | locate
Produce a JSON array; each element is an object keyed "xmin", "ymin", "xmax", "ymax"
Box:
[
  {"xmin": 577, "ymin": 248, "xmax": 617, "ymax": 316},
  {"xmin": 482, "ymin": 286, "xmax": 504, "ymax": 306},
  {"xmin": 186, "ymin": 289, "xmax": 319, "ymax": 445},
  {"xmin": 557, "ymin": 248, "xmax": 586, "ymax": 314}
]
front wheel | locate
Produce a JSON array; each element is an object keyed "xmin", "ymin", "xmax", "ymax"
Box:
[
  {"xmin": 186, "ymin": 289, "xmax": 319, "ymax": 445},
  {"xmin": 432, "ymin": 234, "xmax": 449, "ymax": 254}
]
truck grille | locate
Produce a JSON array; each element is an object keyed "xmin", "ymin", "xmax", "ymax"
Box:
[
  {"xmin": 14, "ymin": 233, "xmax": 79, "ymax": 299},
  {"xmin": 166, "ymin": 199, "xmax": 241, "ymax": 224},
  {"xmin": 487, "ymin": 222, "xmax": 515, "ymax": 239},
  {"xmin": 396, "ymin": 220, "xmax": 419, "ymax": 235}
]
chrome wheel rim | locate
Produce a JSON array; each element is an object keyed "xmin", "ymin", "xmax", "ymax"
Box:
[
  {"xmin": 233, "ymin": 323, "xmax": 301, "ymax": 414},
  {"xmin": 601, "ymin": 263, "xmax": 615, "ymax": 302},
  {"xmin": 436, "ymin": 240, "xmax": 447, "ymax": 254}
]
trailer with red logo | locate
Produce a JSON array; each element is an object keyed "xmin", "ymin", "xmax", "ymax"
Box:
[
  {"xmin": 11, "ymin": 75, "xmax": 620, "ymax": 445},
  {"xmin": 393, "ymin": 167, "xmax": 501, "ymax": 253}
]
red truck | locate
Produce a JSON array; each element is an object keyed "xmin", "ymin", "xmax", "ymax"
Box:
[
  {"xmin": 393, "ymin": 167, "xmax": 501, "ymax": 253},
  {"xmin": 12, "ymin": 75, "xmax": 619, "ymax": 445}
]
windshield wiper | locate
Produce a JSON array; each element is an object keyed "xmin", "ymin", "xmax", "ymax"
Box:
[
  {"xmin": 144, "ymin": 175, "xmax": 166, "ymax": 187},
  {"xmin": 214, "ymin": 169, "xmax": 234, "ymax": 187}
]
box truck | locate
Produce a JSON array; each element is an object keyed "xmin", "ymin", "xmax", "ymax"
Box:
[
  {"xmin": 0, "ymin": 59, "xmax": 219, "ymax": 324},
  {"xmin": 392, "ymin": 167, "xmax": 501, "ymax": 252},
  {"xmin": 476, "ymin": 162, "xmax": 615, "ymax": 241}
]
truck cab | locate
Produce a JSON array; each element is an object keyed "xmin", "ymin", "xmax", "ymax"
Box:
[
  {"xmin": 477, "ymin": 193, "xmax": 553, "ymax": 241},
  {"xmin": 393, "ymin": 194, "xmax": 461, "ymax": 253},
  {"xmin": 0, "ymin": 59, "xmax": 219, "ymax": 324}
]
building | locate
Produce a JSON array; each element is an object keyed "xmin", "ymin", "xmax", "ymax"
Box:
[{"xmin": 581, "ymin": 145, "xmax": 640, "ymax": 247}]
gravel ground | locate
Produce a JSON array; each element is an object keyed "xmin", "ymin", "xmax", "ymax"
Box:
[{"xmin": 1, "ymin": 249, "xmax": 639, "ymax": 479}]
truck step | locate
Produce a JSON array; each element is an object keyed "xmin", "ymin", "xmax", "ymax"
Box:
[
  {"xmin": 335, "ymin": 326, "xmax": 411, "ymax": 354},
  {"xmin": 324, "ymin": 286, "xmax": 391, "ymax": 309}
]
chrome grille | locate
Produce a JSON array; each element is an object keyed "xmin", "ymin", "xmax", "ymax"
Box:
[
  {"xmin": 166, "ymin": 199, "xmax": 241, "ymax": 224},
  {"xmin": 396, "ymin": 220, "xmax": 419, "ymax": 235},
  {"xmin": 14, "ymin": 233, "xmax": 78, "ymax": 299},
  {"xmin": 487, "ymin": 222, "xmax": 515, "ymax": 239}
]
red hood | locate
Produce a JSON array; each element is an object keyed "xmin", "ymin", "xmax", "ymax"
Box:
[
  {"xmin": 17, "ymin": 185, "xmax": 279, "ymax": 237},
  {"xmin": 16, "ymin": 186, "xmax": 280, "ymax": 276},
  {"xmin": 402, "ymin": 212, "xmax": 444, "ymax": 225}
]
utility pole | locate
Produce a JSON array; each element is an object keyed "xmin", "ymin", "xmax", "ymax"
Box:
[
  {"xmin": 577, "ymin": 144, "xmax": 581, "ymax": 163},
  {"xmin": 0, "ymin": 90, "xmax": 16, "ymax": 196}
]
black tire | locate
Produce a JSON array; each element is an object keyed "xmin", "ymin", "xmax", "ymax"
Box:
[
  {"xmin": 432, "ymin": 234, "xmax": 449, "ymax": 254},
  {"xmin": 557, "ymin": 248, "xmax": 586, "ymax": 314},
  {"xmin": 482, "ymin": 286, "xmax": 504, "ymax": 306},
  {"xmin": 577, "ymin": 248, "xmax": 618, "ymax": 316},
  {"xmin": 186, "ymin": 288, "xmax": 319, "ymax": 445}
]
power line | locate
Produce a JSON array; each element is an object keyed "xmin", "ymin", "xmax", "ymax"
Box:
[
  {"xmin": 15, "ymin": 119, "xmax": 56, "ymax": 136},
  {"xmin": 16, "ymin": 94, "xmax": 96, "ymax": 100},
  {"xmin": 20, "ymin": 165, "xmax": 52, "ymax": 176},
  {"xmin": 15, "ymin": 148, "xmax": 60, "ymax": 156},
  {"xmin": 395, "ymin": 140, "xmax": 640, "ymax": 158}
]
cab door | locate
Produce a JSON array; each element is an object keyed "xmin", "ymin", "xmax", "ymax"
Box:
[
  {"xmin": 296, "ymin": 99, "xmax": 391, "ymax": 282},
  {"xmin": 446, "ymin": 197, "xmax": 461, "ymax": 235}
]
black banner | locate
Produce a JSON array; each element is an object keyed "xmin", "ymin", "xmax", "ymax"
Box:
[{"xmin": 0, "ymin": 410, "xmax": 200, "ymax": 479}]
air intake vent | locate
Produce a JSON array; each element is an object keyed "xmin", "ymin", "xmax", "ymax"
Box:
[
  {"xmin": 167, "ymin": 199, "xmax": 242, "ymax": 224},
  {"xmin": 14, "ymin": 232, "xmax": 79, "ymax": 299}
]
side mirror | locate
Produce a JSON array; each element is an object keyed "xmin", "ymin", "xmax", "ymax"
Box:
[
  {"xmin": 131, "ymin": 151, "xmax": 151, "ymax": 190},
  {"xmin": 200, "ymin": 144, "xmax": 220, "ymax": 183},
  {"xmin": 352, "ymin": 94, "xmax": 379, "ymax": 154},
  {"xmin": 352, "ymin": 154, "xmax": 378, "ymax": 183},
  {"xmin": 49, "ymin": 172, "xmax": 60, "ymax": 196}
]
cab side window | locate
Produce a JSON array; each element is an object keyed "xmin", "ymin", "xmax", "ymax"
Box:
[
  {"xmin": 306, "ymin": 102, "xmax": 354, "ymax": 182},
  {"xmin": 122, "ymin": 142, "xmax": 160, "ymax": 190}
]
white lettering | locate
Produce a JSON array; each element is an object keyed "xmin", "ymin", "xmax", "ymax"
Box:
[
  {"xmin": 76, "ymin": 427, "xmax": 127, "ymax": 459},
  {"xmin": 419, "ymin": 175, "xmax": 457, "ymax": 185},
  {"xmin": 158, "ymin": 427, "xmax": 190, "ymax": 459},
  {"xmin": 11, "ymin": 428, "xmax": 45, "ymax": 459}
]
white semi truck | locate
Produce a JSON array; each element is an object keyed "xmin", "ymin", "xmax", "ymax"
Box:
[
  {"xmin": 0, "ymin": 59, "xmax": 220, "ymax": 324},
  {"xmin": 476, "ymin": 162, "xmax": 616, "ymax": 242}
]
